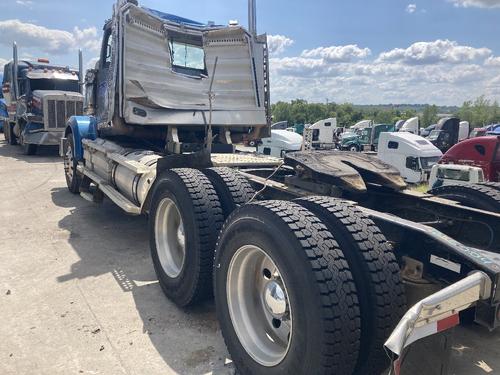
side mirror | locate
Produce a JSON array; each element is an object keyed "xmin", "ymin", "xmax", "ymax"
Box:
[{"xmin": 406, "ymin": 156, "xmax": 419, "ymax": 171}]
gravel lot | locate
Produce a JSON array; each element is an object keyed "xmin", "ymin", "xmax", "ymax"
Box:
[{"xmin": 0, "ymin": 134, "xmax": 499, "ymax": 374}]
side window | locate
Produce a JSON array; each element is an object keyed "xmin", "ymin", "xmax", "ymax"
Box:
[
  {"xmin": 101, "ymin": 30, "xmax": 113, "ymax": 66},
  {"xmin": 474, "ymin": 144, "xmax": 486, "ymax": 156},
  {"xmin": 312, "ymin": 129, "xmax": 320, "ymax": 141},
  {"xmin": 324, "ymin": 122, "xmax": 331, "ymax": 127},
  {"xmin": 263, "ymin": 147, "xmax": 271, "ymax": 155},
  {"xmin": 388, "ymin": 141, "xmax": 399, "ymax": 149},
  {"xmin": 494, "ymin": 146, "xmax": 500, "ymax": 161}
]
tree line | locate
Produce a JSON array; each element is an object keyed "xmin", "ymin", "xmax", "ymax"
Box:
[{"xmin": 271, "ymin": 96, "xmax": 500, "ymax": 129}]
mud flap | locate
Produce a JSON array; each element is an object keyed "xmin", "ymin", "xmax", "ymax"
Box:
[{"xmin": 396, "ymin": 329, "xmax": 454, "ymax": 375}]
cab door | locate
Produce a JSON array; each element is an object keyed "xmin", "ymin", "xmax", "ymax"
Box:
[
  {"xmin": 96, "ymin": 26, "xmax": 113, "ymax": 124},
  {"xmin": 2, "ymin": 64, "xmax": 15, "ymax": 119}
]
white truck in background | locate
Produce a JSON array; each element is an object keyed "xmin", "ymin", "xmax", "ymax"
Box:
[
  {"xmin": 257, "ymin": 129, "xmax": 303, "ymax": 157},
  {"xmin": 302, "ymin": 117, "xmax": 344, "ymax": 150},
  {"xmin": 378, "ymin": 132, "xmax": 442, "ymax": 184},
  {"xmin": 429, "ymin": 164, "xmax": 485, "ymax": 189},
  {"xmin": 399, "ymin": 117, "xmax": 419, "ymax": 134}
]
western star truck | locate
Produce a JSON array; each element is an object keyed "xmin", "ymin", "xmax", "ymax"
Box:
[
  {"xmin": 2, "ymin": 44, "xmax": 84, "ymax": 154},
  {"xmin": 59, "ymin": 1, "xmax": 500, "ymax": 374}
]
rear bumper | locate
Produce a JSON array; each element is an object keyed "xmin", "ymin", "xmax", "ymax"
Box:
[
  {"xmin": 24, "ymin": 129, "xmax": 64, "ymax": 146},
  {"xmin": 385, "ymin": 272, "xmax": 494, "ymax": 373}
]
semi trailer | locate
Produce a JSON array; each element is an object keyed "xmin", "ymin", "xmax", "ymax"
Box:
[
  {"xmin": 2, "ymin": 44, "xmax": 84, "ymax": 154},
  {"xmin": 60, "ymin": 1, "xmax": 500, "ymax": 374}
]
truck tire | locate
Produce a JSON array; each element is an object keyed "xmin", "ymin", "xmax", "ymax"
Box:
[
  {"xmin": 23, "ymin": 142, "xmax": 37, "ymax": 155},
  {"xmin": 430, "ymin": 184, "xmax": 500, "ymax": 213},
  {"xmin": 3, "ymin": 121, "xmax": 9, "ymax": 143},
  {"xmin": 480, "ymin": 182, "xmax": 500, "ymax": 192},
  {"xmin": 203, "ymin": 167, "xmax": 255, "ymax": 218},
  {"xmin": 6, "ymin": 122, "xmax": 17, "ymax": 145},
  {"xmin": 64, "ymin": 134, "xmax": 82, "ymax": 194},
  {"xmin": 149, "ymin": 168, "xmax": 224, "ymax": 307},
  {"xmin": 295, "ymin": 196, "xmax": 406, "ymax": 375},
  {"xmin": 214, "ymin": 201, "xmax": 361, "ymax": 375},
  {"xmin": 349, "ymin": 145, "xmax": 359, "ymax": 152}
]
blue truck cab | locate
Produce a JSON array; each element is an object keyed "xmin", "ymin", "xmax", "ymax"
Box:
[{"xmin": 1, "ymin": 44, "xmax": 84, "ymax": 154}]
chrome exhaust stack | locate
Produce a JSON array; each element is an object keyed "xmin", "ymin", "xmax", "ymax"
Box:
[
  {"xmin": 248, "ymin": 0, "xmax": 257, "ymax": 36},
  {"xmin": 12, "ymin": 42, "xmax": 19, "ymax": 99},
  {"xmin": 78, "ymin": 49, "xmax": 83, "ymax": 94}
]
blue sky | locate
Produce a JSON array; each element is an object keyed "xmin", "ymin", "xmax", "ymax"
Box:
[{"xmin": 1, "ymin": 0, "xmax": 500, "ymax": 105}]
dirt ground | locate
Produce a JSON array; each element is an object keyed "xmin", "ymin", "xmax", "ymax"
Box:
[{"xmin": 0, "ymin": 134, "xmax": 499, "ymax": 375}]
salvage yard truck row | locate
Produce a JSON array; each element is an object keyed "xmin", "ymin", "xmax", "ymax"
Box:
[{"xmin": 22, "ymin": 0, "xmax": 499, "ymax": 373}]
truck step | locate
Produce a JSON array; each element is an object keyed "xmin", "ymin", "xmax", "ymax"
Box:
[{"xmin": 80, "ymin": 168, "xmax": 141, "ymax": 215}]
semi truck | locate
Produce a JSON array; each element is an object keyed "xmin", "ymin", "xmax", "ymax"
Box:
[
  {"xmin": 340, "ymin": 123, "xmax": 395, "ymax": 151},
  {"xmin": 439, "ymin": 135, "xmax": 500, "ymax": 182},
  {"xmin": 302, "ymin": 117, "xmax": 344, "ymax": 150},
  {"xmin": 428, "ymin": 117, "xmax": 470, "ymax": 153},
  {"xmin": 377, "ymin": 132, "xmax": 442, "ymax": 184},
  {"xmin": 2, "ymin": 44, "xmax": 84, "ymax": 154},
  {"xmin": 59, "ymin": 1, "xmax": 500, "ymax": 374}
]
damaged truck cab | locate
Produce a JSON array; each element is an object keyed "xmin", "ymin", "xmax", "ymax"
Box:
[
  {"xmin": 60, "ymin": 1, "xmax": 500, "ymax": 375},
  {"xmin": 2, "ymin": 44, "xmax": 84, "ymax": 154},
  {"xmin": 82, "ymin": 1, "xmax": 270, "ymax": 152}
]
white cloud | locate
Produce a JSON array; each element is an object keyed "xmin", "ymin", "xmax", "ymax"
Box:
[
  {"xmin": 485, "ymin": 56, "xmax": 500, "ymax": 66},
  {"xmin": 85, "ymin": 56, "xmax": 99, "ymax": 69},
  {"xmin": 406, "ymin": 4, "xmax": 417, "ymax": 13},
  {"xmin": 0, "ymin": 19, "xmax": 100, "ymax": 55},
  {"xmin": 376, "ymin": 39, "xmax": 491, "ymax": 65},
  {"xmin": 269, "ymin": 40, "xmax": 500, "ymax": 105},
  {"xmin": 0, "ymin": 58, "xmax": 8, "ymax": 70},
  {"xmin": 267, "ymin": 35, "xmax": 294, "ymax": 56},
  {"xmin": 16, "ymin": 0, "xmax": 33, "ymax": 6},
  {"xmin": 301, "ymin": 45, "xmax": 371, "ymax": 62},
  {"xmin": 449, "ymin": 0, "xmax": 500, "ymax": 7}
]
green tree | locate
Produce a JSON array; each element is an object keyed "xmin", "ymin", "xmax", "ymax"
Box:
[{"xmin": 421, "ymin": 105, "xmax": 438, "ymax": 128}]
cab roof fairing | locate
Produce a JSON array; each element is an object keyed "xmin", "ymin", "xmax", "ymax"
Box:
[{"xmin": 117, "ymin": 1, "xmax": 262, "ymax": 40}]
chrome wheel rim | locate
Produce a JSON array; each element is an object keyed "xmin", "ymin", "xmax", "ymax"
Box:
[
  {"xmin": 64, "ymin": 143, "xmax": 74, "ymax": 180},
  {"xmin": 226, "ymin": 245, "xmax": 292, "ymax": 366},
  {"xmin": 155, "ymin": 198, "xmax": 185, "ymax": 278}
]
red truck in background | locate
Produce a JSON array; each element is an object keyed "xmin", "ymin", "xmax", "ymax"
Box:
[{"xmin": 440, "ymin": 135, "xmax": 500, "ymax": 181}]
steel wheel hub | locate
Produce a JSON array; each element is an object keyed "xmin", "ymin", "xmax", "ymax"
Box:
[
  {"xmin": 226, "ymin": 245, "xmax": 292, "ymax": 367},
  {"xmin": 155, "ymin": 198, "xmax": 186, "ymax": 278},
  {"xmin": 263, "ymin": 280, "xmax": 286, "ymax": 317}
]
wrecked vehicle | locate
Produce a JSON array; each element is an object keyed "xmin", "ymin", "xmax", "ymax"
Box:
[{"xmin": 59, "ymin": 1, "xmax": 500, "ymax": 374}]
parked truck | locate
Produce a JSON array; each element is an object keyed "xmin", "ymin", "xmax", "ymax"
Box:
[
  {"xmin": 2, "ymin": 44, "xmax": 84, "ymax": 154},
  {"xmin": 301, "ymin": 117, "xmax": 345, "ymax": 150},
  {"xmin": 60, "ymin": 1, "xmax": 500, "ymax": 374},
  {"xmin": 428, "ymin": 117, "xmax": 469, "ymax": 153},
  {"xmin": 340, "ymin": 123, "xmax": 395, "ymax": 151},
  {"xmin": 377, "ymin": 132, "xmax": 442, "ymax": 184},
  {"xmin": 439, "ymin": 135, "xmax": 500, "ymax": 182}
]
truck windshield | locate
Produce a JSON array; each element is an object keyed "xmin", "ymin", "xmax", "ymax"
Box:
[
  {"xmin": 169, "ymin": 40, "xmax": 206, "ymax": 75},
  {"xmin": 428, "ymin": 130, "xmax": 441, "ymax": 141},
  {"xmin": 419, "ymin": 156, "xmax": 440, "ymax": 170},
  {"xmin": 437, "ymin": 168, "xmax": 470, "ymax": 181},
  {"xmin": 30, "ymin": 78, "xmax": 79, "ymax": 92}
]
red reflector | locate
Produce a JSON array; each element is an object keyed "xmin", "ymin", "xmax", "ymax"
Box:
[
  {"xmin": 437, "ymin": 314, "xmax": 459, "ymax": 332},
  {"xmin": 393, "ymin": 358, "xmax": 402, "ymax": 375},
  {"xmin": 38, "ymin": 58, "xmax": 50, "ymax": 63}
]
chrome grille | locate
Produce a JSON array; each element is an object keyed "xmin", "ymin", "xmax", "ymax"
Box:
[{"xmin": 45, "ymin": 97, "xmax": 84, "ymax": 129}]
